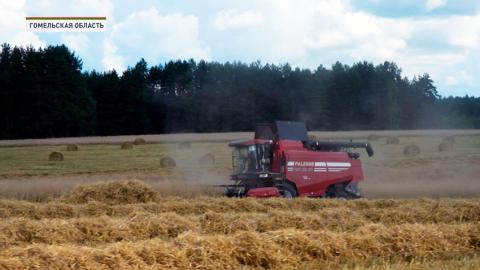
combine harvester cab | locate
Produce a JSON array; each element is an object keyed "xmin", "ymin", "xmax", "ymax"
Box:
[{"xmin": 225, "ymin": 121, "xmax": 374, "ymax": 199}]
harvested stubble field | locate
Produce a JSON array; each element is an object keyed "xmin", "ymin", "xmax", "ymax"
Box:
[
  {"xmin": 1, "ymin": 181, "xmax": 480, "ymax": 269},
  {"xmin": 2, "ymin": 130, "xmax": 480, "ymax": 268},
  {"xmin": 1, "ymin": 130, "xmax": 480, "ymax": 200}
]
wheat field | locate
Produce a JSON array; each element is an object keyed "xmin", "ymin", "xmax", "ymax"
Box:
[{"xmin": 0, "ymin": 181, "xmax": 479, "ymax": 269}]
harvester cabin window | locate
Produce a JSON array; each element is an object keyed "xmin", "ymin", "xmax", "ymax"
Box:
[
  {"xmin": 232, "ymin": 144, "xmax": 271, "ymax": 173},
  {"xmin": 232, "ymin": 146, "xmax": 258, "ymax": 173}
]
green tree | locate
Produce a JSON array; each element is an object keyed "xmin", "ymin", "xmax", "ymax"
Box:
[
  {"xmin": 0, "ymin": 44, "xmax": 14, "ymax": 138},
  {"xmin": 118, "ymin": 59, "xmax": 151, "ymax": 134}
]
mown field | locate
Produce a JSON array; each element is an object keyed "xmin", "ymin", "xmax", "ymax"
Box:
[
  {"xmin": 0, "ymin": 130, "xmax": 480, "ymax": 200},
  {"xmin": 1, "ymin": 130, "xmax": 480, "ymax": 269},
  {"xmin": 1, "ymin": 181, "xmax": 480, "ymax": 269}
]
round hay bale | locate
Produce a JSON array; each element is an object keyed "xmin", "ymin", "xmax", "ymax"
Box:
[
  {"xmin": 367, "ymin": 134, "xmax": 381, "ymax": 141},
  {"xmin": 121, "ymin": 141, "xmax": 133, "ymax": 149},
  {"xmin": 66, "ymin": 144, "xmax": 78, "ymax": 151},
  {"xmin": 198, "ymin": 153, "xmax": 215, "ymax": 165},
  {"xmin": 443, "ymin": 136, "xmax": 455, "ymax": 145},
  {"xmin": 439, "ymin": 141, "xmax": 452, "ymax": 152},
  {"xmin": 49, "ymin": 151, "xmax": 64, "ymax": 161},
  {"xmin": 160, "ymin": 156, "xmax": 176, "ymax": 168},
  {"xmin": 178, "ymin": 141, "xmax": 191, "ymax": 149},
  {"xmin": 403, "ymin": 144, "xmax": 420, "ymax": 156},
  {"xmin": 386, "ymin": 136, "xmax": 400, "ymax": 144},
  {"xmin": 133, "ymin": 138, "xmax": 146, "ymax": 145}
]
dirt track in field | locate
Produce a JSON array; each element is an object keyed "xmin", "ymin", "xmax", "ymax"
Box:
[
  {"xmin": 0, "ymin": 171, "xmax": 226, "ymax": 200},
  {"xmin": 362, "ymin": 162, "xmax": 480, "ymax": 198}
]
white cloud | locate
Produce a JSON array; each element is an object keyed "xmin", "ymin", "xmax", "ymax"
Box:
[
  {"xmin": 387, "ymin": 15, "xmax": 480, "ymax": 94},
  {"xmin": 102, "ymin": 38, "xmax": 125, "ymax": 72},
  {"xmin": 204, "ymin": 0, "xmax": 479, "ymax": 95},
  {"xmin": 305, "ymin": 6, "xmax": 410, "ymax": 60},
  {"xmin": 61, "ymin": 34, "xmax": 89, "ymax": 53},
  {"xmin": 25, "ymin": 0, "xmax": 114, "ymax": 18},
  {"xmin": 445, "ymin": 70, "xmax": 473, "ymax": 87},
  {"xmin": 447, "ymin": 16, "xmax": 480, "ymax": 48},
  {"xmin": 0, "ymin": 0, "xmax": 44, "ymax": 47},
  {"xmin": 425, "ymin": 0, "xmax": 448, "ymax": 11},
  {"xmin": 232, "ymin": 0, "xmax": 410, "ymax": 66},
  {"xmin": 445, "ymin": 76, "xmax": 458, "ymax": 86},
  {"xmin": 212, "ymin": 9, "xmax": 264, "ymax": 30},
  {"xmin": 103, "ymin": 7, "xmax": 209, "ymax": 72},
  {"xmin": 393, "ymin": 51, "xmax": 467, "ymax": 79}
]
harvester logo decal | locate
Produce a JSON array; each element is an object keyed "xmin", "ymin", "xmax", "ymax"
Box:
[{"xmin": 287, "ymin": 161, "xmax": 351, "ymax": 173}]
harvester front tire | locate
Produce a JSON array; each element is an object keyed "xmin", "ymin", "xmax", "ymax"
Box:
[{"xmin": 282, "ymin": 183, "xmax": 297, "ymax": 198}]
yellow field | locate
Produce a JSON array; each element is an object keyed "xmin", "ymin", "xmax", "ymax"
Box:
[
  {"xmin": 0, "ymin": 181, "xmax": 480, "ymax": 269},
  {"xmin": 1, "ymin": 131, "xmax": 480, "ymax": 269}
]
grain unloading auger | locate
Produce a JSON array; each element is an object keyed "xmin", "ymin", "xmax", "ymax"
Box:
[{"xmin": 223, "ymin": 121, "xmax": 373, "ymax": 198}]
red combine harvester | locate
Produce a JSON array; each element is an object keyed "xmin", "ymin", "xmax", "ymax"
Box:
[{"xmin": 224, "ymin": 121, "xmax": 374, "ymax": 198}]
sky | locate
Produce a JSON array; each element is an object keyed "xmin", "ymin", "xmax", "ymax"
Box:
[{"xmin": 1, "ymin": 0, "xmax": 479, "ymax": 97}]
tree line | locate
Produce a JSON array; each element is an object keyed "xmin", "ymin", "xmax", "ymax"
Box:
[{"xmin": 0, "ymin": 44, "xmax": 479, "ymax": 139}]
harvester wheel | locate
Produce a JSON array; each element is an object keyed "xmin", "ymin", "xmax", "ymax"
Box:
[
  {"xmin": 282, "ymin": 183, "xmax": 297, "ymax": 198},
  {"xmin": 160, "ymin": 157, "xmax": 176, "ymax": 168},
  {"xmin": 335, "ymin": 190, "xmax": 351, "ymax": 200},
  {"xmin": 326, "ymin": 184, "xmax": 358, "ymax": 199}
]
